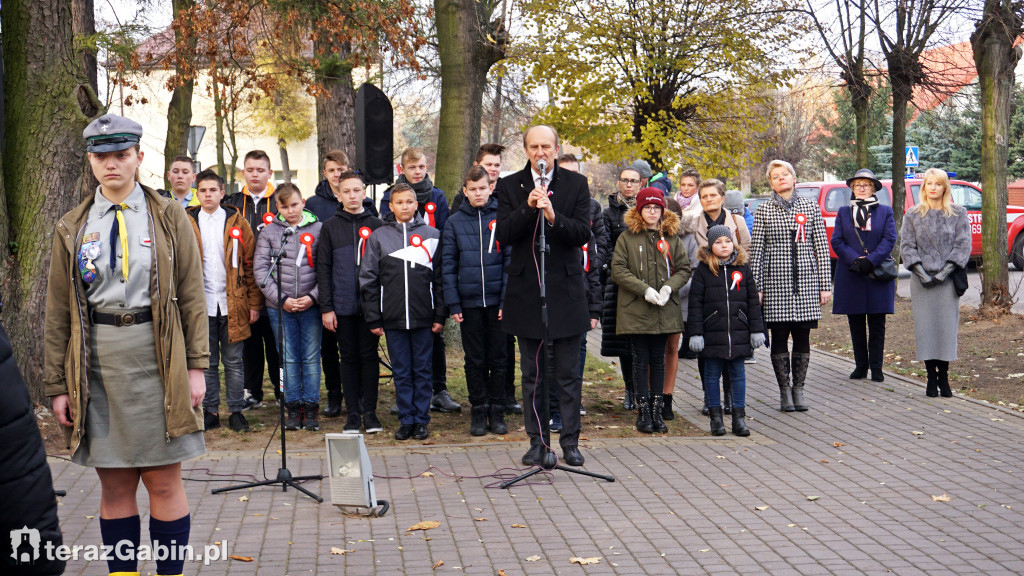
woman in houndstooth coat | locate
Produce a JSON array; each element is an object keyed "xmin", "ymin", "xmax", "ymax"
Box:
[{"xmin": 749, "ymin": 160, "xmax": 833, "ymax": 413}]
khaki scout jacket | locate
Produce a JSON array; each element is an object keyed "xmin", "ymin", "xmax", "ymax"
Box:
[
  {"xmin": 43, "ymin": 185, "xmax": 210, "ymax": 455},
  {"xmin": 185, "ymin": 205, "xmax": 263, "ymax": 343}
]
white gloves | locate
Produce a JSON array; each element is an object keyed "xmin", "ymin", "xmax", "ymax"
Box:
[
  {"xmin": 688, "ymin": 335, "xmax": 705, "ymax": 352},
  {"xmin": 751, "ymin": 332, "xmax": 766, "ymax": 349},
  {"xmin": 644, "ymin": 287, "xmax": 661, "ymax": 305},
  {"xmin": 658, "ymin": 285, "xmax": 672, "ymax": 305}
]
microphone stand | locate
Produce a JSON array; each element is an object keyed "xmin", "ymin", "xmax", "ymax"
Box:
[
  {"xmin": 213, "ymin": 230, "xmax": 323, "ymax": 502},
  {"xmin": 501, "ymin": 171, "xmax": 615, "ymax": 489}
]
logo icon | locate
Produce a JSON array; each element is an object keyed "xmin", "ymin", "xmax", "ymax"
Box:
[{"xmin": 10, "ymin": 527, "xmax": 40, "ymax": 565}]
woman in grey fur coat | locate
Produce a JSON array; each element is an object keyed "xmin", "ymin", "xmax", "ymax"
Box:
[
  {"xmin": 750, "ymin": 160, "xmax": 833, "ymax": 412},
  {"xmin": 899, "ymin": 168, "xmax": 971, "ymax": 397}
]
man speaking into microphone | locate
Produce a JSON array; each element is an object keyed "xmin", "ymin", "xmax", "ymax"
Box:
[{"xmin": 496, "ymin": 125, "xmax": 594, "ymax": 467}]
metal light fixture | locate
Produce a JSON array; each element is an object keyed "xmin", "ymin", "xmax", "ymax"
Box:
[{"xmin": 324, "ymin": 433, "xmax": 389, "ymax": 516}]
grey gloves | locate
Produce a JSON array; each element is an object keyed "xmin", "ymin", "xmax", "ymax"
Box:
[
  {"xmin": 933, "ymin": 262, "xmax": 957, "ymax": 283},
  {"xmin": 751, "ymin": 332, "xmax": 766, "ymax": 349},
  {"xmin": 910, "ymin": 263, "xmax": 935, "ymax": 287},
  {"xmin": 688, "ymin": 335, "xmax": 704, "ymax": 352}
]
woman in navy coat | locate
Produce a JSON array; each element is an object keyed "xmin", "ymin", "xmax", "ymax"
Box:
[{"xmin": 830, "ymin": 169, "xmax": 897, "ymax": 382}]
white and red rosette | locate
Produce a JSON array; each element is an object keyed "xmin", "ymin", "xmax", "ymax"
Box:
[
  {"xmin": 229, "ymin": 226, "xmax": 246, "ymax": 267},
  {"xmin": 424, "ymin": 202, "xmax": 437, "ymax": 227},
  {"xmin": 488, "ymin": 219, "xmax": 497, "ymax": 253},
  {"xmin": 299, "ymin": 232, "xmax": 315, "ymax": 267},
  {"xmin": 262, "ymin": 212, "xmax": 275, "ymax": 227},
  {"xmin": 795, "ymin": 213, "xmax": 807, "ymax": 243},
  {"xmin": 582, "ymin": 242, "xmax": 589, "ymax": 272},
  {"xmin": 730, "ymin": 270, "xmax": 743, "ymax": 291},
  {"xmin": 357, "ymin": 226, "xmax": 372, "ymax": 264},
  {"xmin": 410, "ymin": 234, "xmax": 432, "ymax": 262}
]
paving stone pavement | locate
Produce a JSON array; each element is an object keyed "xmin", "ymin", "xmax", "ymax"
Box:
[{"xmin": 49, "ymin": 332, "xmax": 1024, "ymax": 575}]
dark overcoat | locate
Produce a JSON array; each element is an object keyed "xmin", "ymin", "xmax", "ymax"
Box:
[
  {"xmin": 495, "ymin": 162, "xmax": 592, "ymax": 340},
  {"xmin": 830, "ymin": 205, "xmax": 897, "ymax": 315}
]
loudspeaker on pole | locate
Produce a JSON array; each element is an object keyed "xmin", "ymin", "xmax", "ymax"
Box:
[{"xmin": 355, "ymin": 83, "xmax": 394, "ymax": 186}]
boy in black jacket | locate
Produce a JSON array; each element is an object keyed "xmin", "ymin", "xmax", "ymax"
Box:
[
  {"xmin": 359, "ymin": 184, "xmax": 445, "ymax": 441},
  {"xmin": 442, "ymin": 166, "xmax": 509, "ymax": 437},
  {"xmin": 317, "ymin": 171, "xmax": 385, "ymax": 433}
]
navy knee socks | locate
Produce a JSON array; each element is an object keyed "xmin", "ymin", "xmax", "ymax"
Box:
[
  {"xmin": 99, "ymin": 515, "xmax": 140, "ymax": 574},
  {"xmin": 150, "ymin": 514, "xmax": 191, "ymax": 575}
]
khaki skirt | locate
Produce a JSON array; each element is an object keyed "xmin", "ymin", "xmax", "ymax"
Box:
[{"xmin": 72, "ymin": 318, "xmax": 205, "ymax": 468}]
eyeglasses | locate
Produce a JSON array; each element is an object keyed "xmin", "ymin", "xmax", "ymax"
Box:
[
  {"xmin": 852, "ymin": 183, "xmax": 874, "ymax": 190},
  {"xmin": 641, "ymin": 205, "xmax": 662, "ymax": 212},
  {"xmin": 619, "ymin": 178, "xmax": 640, "ymax": 185}
]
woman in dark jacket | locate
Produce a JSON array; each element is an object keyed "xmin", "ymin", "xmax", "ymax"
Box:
[
  {"xmin": 830, "ymin": 169, "xmax": 897, "ymax": 383},
  {"xmin": 600, "ymin": 167, "xmax": 642, "ymax": 409}
]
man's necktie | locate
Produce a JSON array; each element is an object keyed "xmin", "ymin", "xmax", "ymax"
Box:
[{"xmin": 109, "ymin": 203, "xmax": 129, "ymax": 281}]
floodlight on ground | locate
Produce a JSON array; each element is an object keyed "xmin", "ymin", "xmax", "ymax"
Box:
[{"xmin": 325, "ymin": 433, "xmax": 390, "ymax": 517}]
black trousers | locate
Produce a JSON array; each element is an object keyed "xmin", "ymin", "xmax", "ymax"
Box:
[
  {"xmin": 337, "ymin": 314, "xmax": 381, "ymax": 414},
  {"xmin": 631, "ymin": 334, "xmax": 668, "ymax": 396},
  {"xmin": 519, "ymin": 334, "xmax": 584, "ymax": 450},
  {"xmin": 321, "ymin": 326, "xmax": 342, "ymax": 399},
  {"xmin": 459, "ymin": 307, "xmax": 507, "ymax": 407},
  {"xmin": 847, "ymin": 314, "xmax": 886, "ymax": 371},
  {"xmin": 432, "ymin": 331, "xmax": 447, "ymax": 393},
  {"xmin": 243, "ymin": 314, "xmax": 281, "ymax": 402},
  {"xmin": 769, "ymin": 324, "xmax": 811, "ymax": 355}
]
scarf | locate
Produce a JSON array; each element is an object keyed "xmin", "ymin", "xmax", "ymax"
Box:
[
  {"xmin": 676, "ymin": 192, "xmax": 696, "ymax": 210},
  {"xmin": 618, "ymin": 193, "xmax": 637, "ymax": 208},
  {"xmin": 852, "ymin": 196, "xmax": 878, "ymax": 229},
  {"xmin": 703, "ymin": 210, "xmax": 726, "ymax": 229},
  {"xmin": 397, "ymin": 174, "xmax": 435, "ymax": 207},
  {"xmin": 721, "ymin": 251, "xmax": 738, "ymax": 266}
]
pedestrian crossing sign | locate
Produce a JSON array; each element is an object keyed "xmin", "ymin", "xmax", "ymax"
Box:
[{"xmin": 905, "ymin": 146, "xmax": 919, "ymax": 167}]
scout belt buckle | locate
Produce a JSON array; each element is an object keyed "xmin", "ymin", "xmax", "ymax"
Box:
[{"xmin": 119, "ymin": 312, "xmax": 136, "ymax": 326}]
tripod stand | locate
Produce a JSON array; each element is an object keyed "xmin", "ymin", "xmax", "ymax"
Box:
[
  {"xmin": 213, "ymin": 229, "xmax": 323, "ymax": 502},
  {"xmin": 501, "ymin": 188, "xmax": 615, "ymax": 489}
]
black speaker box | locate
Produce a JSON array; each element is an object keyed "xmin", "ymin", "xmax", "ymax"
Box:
[{"xmin": 355, "ymin": 83, "xmax": 394, "ymax": 185}]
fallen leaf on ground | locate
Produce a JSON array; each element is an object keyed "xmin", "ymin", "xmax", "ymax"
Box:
[
  {"xmin": 474, "ymin": 518, "xmax": 487, "ymax": 522},
  {"xmin": 806, "ymin": 495, "xmax": 820, "ymax": 501},
  {"xmin": 330, "ymin": 547, "xmax": 354, "ymax": 555},
  {"xmin": 699, "ymin": 549, "xmax": 710, "ymax": 552},
  {"xmin": 754, "ymin": 506, "xmax": 769, "ymax": 511},
  {"xmin": 407, "ymin": 520, "xmax": 441, "ymax": 532},
  {"xmin": 932, "ymin": 494, "xmax": 952, "ymax": 502},
  {"xmin": 833, "ymin": 441, "xmax": 846, "ymax": 447},
  {"xmin": 787, "ymin": 523, "xmax": 797, "ymax": 527},
  {"xmin": 570, "ymin": 556, "xmax": 601, "ymax": 565},
  {"xmin": 421, "ymin": 472, "xmax": 435, "ymax": 477},
  {"xmin": 499, "ymin": 570, "xmax": 508, "ymax": 576},
  {"xmin": 238, "ymin": 495, "xmax": 249, "ymax": 502},
  {"xmin": 511, "ymin": 523, "xmax": 527, "ymax": 528},
  {"xmin": 432, "ymin": 559, "xmax": 444, "ymax": 569},
  {"xmin": 474, "ymin": 507, "xmax": 483, "ymax": 512},
  {"xmin": 716, "ymin": 455, "xmax": 726, "ymax": 459},
  {"xmin": 912, "ymin": 431, "xmax": 925, "ymax": 436},
  {"xmin": 229, "ymin": 555, "xmax": 254, "ymax": 562},
  {"xmin": 525, "ymin": 555, "xmax": 541, "ymax": 562}
]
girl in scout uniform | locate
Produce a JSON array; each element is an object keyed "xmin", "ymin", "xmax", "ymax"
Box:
[{"xmin": 44, "ymin": 114, "xmax": 209, "ymax": 576}]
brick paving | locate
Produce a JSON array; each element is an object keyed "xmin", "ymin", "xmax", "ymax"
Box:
[{"xmin": 50, "ymin": 330, "xmax": 1024, "ymax": 575}]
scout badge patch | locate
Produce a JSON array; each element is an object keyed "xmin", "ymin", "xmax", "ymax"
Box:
[{"xmin": 78, "ymin": 234, "xmax": 101, "ymax": 284}]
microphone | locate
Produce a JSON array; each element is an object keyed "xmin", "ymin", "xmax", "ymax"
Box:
[
  {"xmin": 283, "ymin": 226, "xmax": 296, "ymax": 237},
  {"xmin": 537, "ymin": 159, "xmax": 547, "ymax": 176}
]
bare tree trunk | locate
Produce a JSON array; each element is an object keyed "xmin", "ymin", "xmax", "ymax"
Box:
[
  {"xmin": 71, "ymin": 0, "xmax": 97, "ymax": 95},
  {"xmin": 972, "ymin": 0, "xmax": 1021, "ymax": 311},
  {"xmin": 890, "ymin": 88, "xmax": 909, "ymax": 236},
  {"xmin": 434, "ymin": 0, "xmax": 505, "ymax": 202},
  {"xmin": 314, "ymin": 40, "xmax": 356, "ymax": 172},
  {"xmin": 279, "ymin": 140, "xmax": 292, "ymax": 184},
  {"xmin": 213, "ymin": 77, "xmax": 226, "ymax": 179},
  {"xmin": 489, "ymin": 73, "xmax": 503, "ymax": 144},
  {"xmin": 163, "ymin": 0, "xmax": 197, "ymax": 189},
  {"xmin": 1, "ymin": 0, "xmax": 100, "ymax": 400}
]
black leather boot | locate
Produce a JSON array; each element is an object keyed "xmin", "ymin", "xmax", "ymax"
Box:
[
  {"xmin": 868, "ymin": 316, "xmax": 886, "ymax": 382},
  {"xmin": 722, "ymin": 370, "xmax": 733, "ymax": 416},
  {"xmin": 771, "ymin": 354, "xmax": 794, "ymax": 412},
  {"xmin": 937, "ymin": 360, "xmax": 953, "ymax": 397},
  {"xmin": 323, "ymin": 389, "xmax": 342, "ymax": 417},
  {"xmin": 651, "ymin": 395, "xmax": 668, "ymax": 433},
  {"xmin": 791, "ymin": 353, "xmax": 810, "ymax": 411},
  {"xmin": 708, "ymin": 407, "xmax": 726, "ymax": 436},
  {"xmin": 661, "ymin": 393, "xmax": 674, "ymax": 420},
  {"xmin": 635, "ymin": 396, "xmax": 653, "ymax": 433},
  {"xmin": 285, "ymin": 402, "xmax": 301, "ymax": 431},
  {"xmin": 848, "ymin": 316, "xmax": 869, "ymax": 379},
  {"xmin": 470, "ymin": 405, "xmax": 488, "ymax": 436},
  {"xmin": 924, "ymin": 360, "xmax": 939, "ymax": 397},
  {"xmin": 623, "ymin": 386, "xmax": 635, "ymax": 411},
  {"xmin": 731, "ymin": 407, "xmax": 750, "ymax": 437},
  {"xmin": 488, "ymin": 404, "xmax": 508, "ymax": 435},
  {"xmin": 302, "ymin": 402, "xmax": 320, "ymax": 431}
]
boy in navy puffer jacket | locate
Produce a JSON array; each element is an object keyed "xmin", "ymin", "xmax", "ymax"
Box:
[
  {"xmin": 360, "ymin": 184, "xmax": 445, "ymax": 441},
  {"xmin": 442, "ymin": 166, "xmax": 510, "ymax": 437}
]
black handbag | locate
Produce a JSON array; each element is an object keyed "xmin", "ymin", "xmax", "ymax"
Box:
[
  {"xmin": 851, "ymin": 226, "xmax": 897, "ymax": 282},
  {"xmin": 951, "ymin": 265, "xmax": 969, "ymax": 297}
]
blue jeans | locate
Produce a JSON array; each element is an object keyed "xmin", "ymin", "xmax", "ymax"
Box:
[
  {"xmin": 268, "ymin": 306, "xmax": 322, "ymax": 404},
  {"xmin": 703, "ymin": 357, "xmax": 746, "ymax": 409}
]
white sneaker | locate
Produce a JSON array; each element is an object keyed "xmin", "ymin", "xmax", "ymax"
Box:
[{"xmin": 744, "ymin": 357, "xmax": 757, "ymax": 364}]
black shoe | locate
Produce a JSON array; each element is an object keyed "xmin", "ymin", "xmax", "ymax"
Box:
[
  {"xmin": 395, "ymin": 424, "xmax": 414, "ymax": 440},
  {"xmin": 522, "ymin": 444, "xmax": 544, "ymax": 466},
  {"xmin": 470, "ymin": 405, "xmax": 488, "ymax": 436},
  {"xmin": 709, "ymin": 407, "xmax": 727, "ymax": 436},
  {"xmin": 635, "ymin": 396, "xmax": 653, "ymax": 434},
  {"xmin": 285, "ymin": 403, "xmax": 301, "ymax": 431},
  {"xmin": 731, "ymin": 407, "xmax": 750, "ymax": 437},
  {"xmin": 925, "ymin": 360, "xmax": 939, "ymax": 397},
  {"xmin": 937, "ymin": 361, "xmax": 953, "ymax": 397},
  {"xmin": 412, "ymin": 423, "xmax": 429, "ymax": 440},
  {"xmin": 323, "ymin": 400, "xmax": 342, "ymax": 418},
  {"xmin": 203, "ymin": 410, "xmax": 221, "ymax": 430},
  {"xmin": 430, "ymin": 390, "xmax": 462, "ymax": 412},
  {"xmin": 549, "ymin": 412, "xmax": 563, "ymax": 433},
  {"xmin": 562, "ymin": 446, "xmax": 585, "ymax": 467},
  {"xmin": 363, "ymin": 412, "xmax": 383, "ymax": 434},
  {"xmin": 505, "ymin": 401, "xmax": 524, "ymax": 415},
  {"xmin": 243, "ymin": 391, "xmax": 263, "ymax": 411},
  {"xmin": 651, "ymin": 395, "xmax": 668, "ymax": 434},
  {"xmin": 849, "ymin": 366, "xmax": 868, "ymax": 379},
  {"xmin": 661, "ymin": 393, "xmax": 674, "ymax": 420},
  {"xmin": 488, "ymin": 404, "xmax": 508, "ymax": 435},
  {"xmin": 343, "ymin": 412, "xmax": 362, "ymax": 433},
  {"xmin": 227, "ymin": 411, "xmax": 249, "ymax": 433},
  {"xmin": 302, "ymin": 402, "xmax": 320, "ymax": 431},
  {"xmin": 870, "ymin": 368, "xmax": 884, "ymax": 382},
  {"xmin": 623, "ymin": 387, "xmax": 635, "ymax": 411}
]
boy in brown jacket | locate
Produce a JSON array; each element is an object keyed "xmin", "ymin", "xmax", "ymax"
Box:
[{"xmin": 187, "ymin": 169, "xmax": 263, "ymax": 431}]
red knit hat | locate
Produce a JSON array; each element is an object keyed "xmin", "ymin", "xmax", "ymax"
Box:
[{"xmin": 635, "ymin": 188, "xmax": 665, "ymax": 211}]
